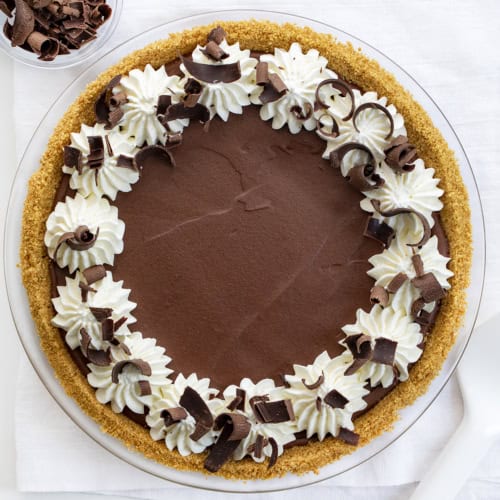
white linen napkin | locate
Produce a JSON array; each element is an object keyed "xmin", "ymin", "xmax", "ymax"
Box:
[{"xmin": 13, "ymin": 0, "xmax": 500, "ymax": 497}]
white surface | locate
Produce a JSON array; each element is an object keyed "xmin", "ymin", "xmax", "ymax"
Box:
[{"xmin": 1, "ymin": 0, "xmax": 499, "ymax": 499}]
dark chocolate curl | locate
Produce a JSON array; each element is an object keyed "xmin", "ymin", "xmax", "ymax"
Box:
[
  {"xmin": 11, "ymin": 0, "xmax": 35, "ymax": 46},
  {"xmin": 268, "ymin": 437, "xmax": 279, "ymax": 468},
  {"xmin": 89, "ymin": 306, "xmax": 112, "ymax": 322},
  {"xmin": 156, "ymin": 94, "xmax": 172, "ymax": 116},
  {"xmin": 411, "ymin": 273, "xmax": 446, "ymax": 303},
  {"xmin": 214, "ymin": 413, "xmax": 251, "ymax": 441},
  {"xmin": 384, "ymin": 135, "xmax": 418, "ymax": 173},
  {"xmin": 370, "ymin": 200, "xmax": 431, "ymax": 248},
  {"xmin": 412, "ymin": 254, "xmax": 425, "ymax": 277},
  {"xmin": 338, "ymin": 427, "xmax": 360, "ymax": 446},
  {"xmin": 138, "ymin": 380, "xmax": 152, "ymax": 396},
  {"xmin": 94, "ymin": 75, "xmax": 123, "ymax": 128},
  {"xmin": 371, "ymin": 337, "xmax": 397, "ymax": 365},
  {"xmin": 80, "ymin": 327, "xmax": 91, "ymax": 356},
  {"xmin": 291, "ymin": 103, "xmax": 313, "ymax": 121},
  {"xmin": 249, "ymin": 395, "xmax": 270, "ymax": 423},
  {"xmin": 363, "ymin": 217, "xmax": 395, "ymax": 248},
  {"xmin": 179, "ymin": 386, "xmax": 214, "ymax": 441},
  {"xmin": 135, "ymin": 145, "xmax": 174, "ymax": 170},
  {"xmin": 116, "ymin": 154, "xmax": 137, "ymax": 171},
  {"xmin": 251, "ymin": 434, "xmax": 266, "ymax": 459},
  {"xmin": 370, "ymin": 285, "xmax": 389, "ymax": 307},
  {"xmin": 255, "ymin": 61, "xmax": 268, "ymax": 86},
  {"xmin": 346, "ymin": 164, "xmax": 383, "ymax": 192},
  {"xmin": 87, "ymin": 135, "xmax": 105, "ymax": 169},
  {"xmin": 27, "ymin": 31, "xmax": 59, "ymax": 61},
  {"xmin": 302, "ymin": 373, "xmax": 324, "ymax": 390},
  {"xmin": 387, "ymin": 272, "xmax": 408, "ymax": 293},
  {"xmin": 258, "ymin": 72, "xmax": 288, "ymax": 104},
  {"xmin": 87, "ymin": 348, "xmax": 111, "ymax": 366},
  {"xmin": 353, "ymin": 102, "xmax": 394, "ymax": 140},
  {"xmin": 207, "ymin": 25, "xmax": 226, "ymax": 44},
  {"xmin": 101, "ymin": 318, "xmax": 114, "ymax": 341},
  {"xmin": 161, "ymin": 407, "xmax": 188, "ymax": 427},
  {"xmin": 111, "ymin": 359, "xmax": 152, "ymax": 383},
  {"xmin": 324, "ymin": 389, "xmax": 349, "ymax": 409},
  {"xmin": 164, "ymin": 102, "xmax": 210, "ymax": 124},
  {"xmin": 205, "ymin": 415, "xmax": 245, "ymax": 472},
  {"xmin": 181, "ymin": 55, "xmax": 241, "ymax": 84},
  {"xmin": 411, "ymin": 297, "xmax": 426, "ymax": 317},
  {"xmin": 316, "ymin": 113, "xmax": 340, "ymax": 139},
  {"xmin": 201, "ymin": 40, "xmax": 229, "ymax": 61},
  {"xmin": 315, "ymin": 78, "xmax": 355, "ymax": 120},
  {"xmin": 64, "ymin": 146, "xmax": 83, "ymax": 174},
  {"xmin": 253, "ymin": 399, "xmax": 295, "ymax": 423},
  {"xmin": 82, "ymin": 264, "xmax": 106, "ymax": 285},
  {"xmin": 78, "ymin": 282, "xmax": 96, "ymax": 303}
]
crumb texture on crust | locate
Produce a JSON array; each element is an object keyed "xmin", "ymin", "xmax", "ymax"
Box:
[{"xmin": 20, "ymin": 20, "xmax": 471, "ymax": 480}]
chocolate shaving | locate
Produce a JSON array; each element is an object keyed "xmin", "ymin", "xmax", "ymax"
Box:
[
  {"xmin": 316, "ymin": 113, "xmax": 340, "ymax": 138},
  {"xmin": 384, "ymin": 135, "xmax": 418, "ymax": 173},
  {"xmin": 363, "ymin": 217, "xmax": 395, "ymax": 248},
  {"xmin": 89, "ymin": 306, "xmax": 112, "ymax": 322},
  {"xmin": 11, "ymin": 0, "xmax": 34, "ymax": 46},
  {"xmin": 95, "ymin": 75, "xmax": 122, "ymax": 129},
  {"xmin": 164, "ymin": 102, "xmax": 210, "ymax": 124},
  {"xmin": 26, "ymin": 30, "xmax": 58, "ymax": 60},
  {"xmin": 255, "ymin": 61, "xmax": 268, "ymax": 86},
  {"xmin": 205, "ymin": 413, "xmax": 249, "ymax": 472},
  {"xmin": 338, "ymin": 427, "xmax": 360, "ymax": 446},
  {"xmin": 284, "ymin": 437, "xmax": 309, "ymax": 449},
  {"xmin": 251, "ymin": 434, "xmax": 266, "ymax": 459},
  {"xmin": 411, "ymin": 297, "xmax": 426, "ymax": 317},
  {"xmin": 101, "ymin": 317, "xmax": 114, "ymax": 341},
  {"xmin": 63, "ymin": 146, "xmax": 82, "ymax": 174},
  {"xmin": 371, "ymin": 337, "xmax": 397, "ymax": 365},
  {"xmin": 387, "ymin": 272, "xmax": 408, "ymax": 293},
  {"xmin": 104, "ymin": 134, "xmax": 113, "ymax": 157},
  {"xmin": 414, "ymin": 303, "xmax": 440, "ymax": 334},
  {"xmin": 156, "ymin": 94, "xmax": 172, "ymax": 117},
  {"xmin": 411, "ymin": 273, "xmax": 446, "ymax": 303},
  {"xmin": 316, "ymin": 396, "xmax": 322, "ymax": 411},
  {"xmin": 353, "ymin": 102, "xmax": 394, "ymax": 140},
  {"xmin": 290, "ymin": 103, "xmax": 313, "ymax": 121},
  {"xmin": 78, "ymin": 281, "xmax": 95, "ymax": 302},
  {"xmin": 201, "ymin": 40, "xmax": 228, "ymax": 61},
  {"xmin": 324, "ymin": 389, "xmax": 349, "ymax": 409},
  {"xmin": 138, "ymin": 380, "xmax": 152, "ymax": 396},
  {"xmin": 87, "ymin": 135, "xmax": 104, "ymax": 169},
  {"xmin": 315, "ymin": 78, "xmax": 355, "ymax": 120},
  {"xmin": 80, "ymin": 327, "xmax": 91, "ymax": 356},
  {"xmin": 87, "ymin": 347, "xmax": 111, "ymax": 366},
  {"xmin": 253, "ymin": 399, "xmax": 295, "ymax": 423},
  {"xmin": 135, "ymin": 145, "xmax": 174, "ymax": 170},
  {"xmin": 116, "ymin": 154, "xmax": 136, "ymax": 171},
  {"xmin": 258, "ymin": 69, "xmax": 288, "ymax": 104},
  {"xmin": 227, "ymin": 395, "xmax": 242, "ymax": 412},
  {"xmin": 249, "ymin": 395, "xmax": 269, "ymax": 423},
  {"xmin": 370, "ymin": 200, "xmax": 432, "ymax": 247},
  {"xmin": 161, "ymin": 407, "xmax": 188, "ymax": 427},
  {"xmin": 370, "ymin": 285, "xmax": 389, "ymax": 307},
  {"xmin": 302, "ymin": 373, "xmax": 324, "ymax": 390},
  {"xmin": 412, "ymin": 254, "xmax": 425, "ymax": 277},
  {"xmin": 54, "ymin": 225, "xmax": 99, "ymax": 258},
  {"xmin": 346, "ymin": 164, "xmax": 384, "ymax": 192},
  {"xmin": 207, "ymin": 25, "xmax": 226, "ymax": 44},
  {"xmin": 181, "ymin": 55, "xmax": 241, "ymax": 84},
  {"xmin": 179, "ymin": 386, "xmax": 214, "ymax": 441},
  {"xmin": 113, "ymin": 316, "xmax": 127, "ymax": 332},
  {"xmin": 82, "ymin": 264, "xmax": 106, "ymax": 285},
  {"xmin": 268, "ymin": 437, "xmax": 279, "ymax": 468},
  {"xmin": 111, "ymin": 359, "xmax": 152, "ymax": 383}
]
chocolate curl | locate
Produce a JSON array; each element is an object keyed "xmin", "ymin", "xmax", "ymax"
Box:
[
  {"xmin": 78, "ymin": 281, "xmax": 96, "ymax": 303},
  {"xmin": 344, "ymin": 334, "xmax": 373, "ymax": 375},
  {"xmin": 324, "ymin": 389, "xmax": 349, "ymax": 409},
  {"xmin": 363, "ymin": 217, "xmax": 395, "ymax": 248},
  {"xmin": 201, "ymin": 40, "xmax": 229, "ymax": 61},
  {"xmin": 255, "ymin": 62, "xmax": 289, "ymax": 104},
  {"xmin": 386, "ymin": 272, "xmax": 408, "ymax": 293},
  {"xmin": 179, "ymin": 386, "xmax": 214, "ymax": 441},
  {"xmin": 253, "ymin": 399, "xmax": 295, "ymax": 423},
  {"xmin": 161, "ymin": 407, "xmax": 188, "ymax": 427},
  {"xmin": 384, "ymin": 135, "xmax": 418, "ymax": 173},
  {"xmin": 412, "ymin": 254, "xmax": 425, "ymax": 277},
  {"xmin": 82, "ymin": 264, "xmax": 106, "ymax": 285},
  {"xmin": 164, "ymin": 102, "xmax": 210, "ymax": 124},
  {"xmin": 315, "ymin": 78, "xmax": 355, "ymax": 120},
  {"xmin": 207, "ymin": 25, "xmax": 226, "ymax": 44},
  {"xmin": 255, "ymin": 61, "xmax": 268, "ymax": 86},
  {"xmin": 53, "ymin": 226, "xmax": 99, "ymax": 260},
  {"xmin": 316, "ymin": 112, "xmax": 340, "ymax": 139},
  {"xmin": 370, "ymin": 285, "xmax": 389, "ymax": 307},
  {"xmin": 267, "ymin": 437, "xmax": 279, "ymax": 468},
  {"xmin": 353, "ymin": 102, "xmax": 394, "ymax": 140},
  {"xmin": 116, "ymin": 154, "xmax": 137, "ymax": 171},
  {"xmin": 249, "ymin": 434, "xmax": 267, "ymax": 459},
  {"xmin": 89, "ymin": 306, "xmax": 112, "ymax": 321},
  {"xmin": 183, "ymin": 78, "xmax": 202, "ymax": 108},
  {"xmin": 411, "ymin": 273, "xmax": 446, "ymax": 303},
  {"xmin": 338, "ymin": 427, "xmax": 360, "ymax": 446},
  {"xmin": 284, "ymin": 430, "xmax": 309, "ymax": 449},
  {"xmin": 371, "ymin": 338, "xmax": 397, "ymax": 365},
  {"xmin": 181, "ymin": 55, "xmax": 241, "ymax": 84},
  {"xmin": 290, "ymin": 103, "xmax": 313, "ymax": 121},
  {"xmin": 135, "ymin": 145, "xmax": 175, "ymax": 170},
  {"xmin": 87, "ymin": 135, "xmax": 105, "ymax": 169},
  {"xmin": 80, "ymin": 327, "xmax": 91, "ymax": 356},
  {"xmin": 205, "ymin": 413, "xmax": 250, "ymax": 472},
  {"xmin": 94, "ymin": 75, "xmax": 123, "ymax": 129},
  {"xmin": 63, "ymin": 146, "xmax": 83, "ymax": 174},
  {"xmin": 27, "ymin": 31, "xmax": 59, "ymax": 60},
  {"xmin": 302, "ymin": 372, "xmax": 324, "ymax": 390},
  {"xmin": 87, "ymin": 348, "xmax": 111, "ymax": 366},
  {"xmin": 10, "ymin": 0, "xmax": 34, "ymax": 46},
  {"xmin": 137, "ymin": 380, "xmax": 152, "ymax": 396},
  {"xmin": 249, "ymin": 395, "xmax": 269, "ymax": 423},
  {"xmin": 411, "ymin": 297, "xmax": 426, "ymax": 318},
  {"xmin": 370, "ymin": 200, "xmax": 432, "ymax": 248},
  {"xmin": 111, "ymin": 359, "xmax": 152, "ymax": 383},
  {"xmin": 101, "ymin": 318, "xmax": 114, "ymax": 341}
]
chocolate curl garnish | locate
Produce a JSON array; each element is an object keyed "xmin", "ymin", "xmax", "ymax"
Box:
[
  {"xmin": 10, "ymin": 0, "xmax": 34, "ymax": 46},
  {"xmin": 414, "ymin": 303, "xmax": 440, "ymax": 334},
  {"xmin": 205, "ymin": 413, "xmax": 250, "ymax": 472},
  {"xmin": 302, "ymin": 372, "xmax": 324, "ymax": 390},
  {"xmin": 284, "ymin": 430, "xmax": 309, "ymax": 449},
  {"xmin": 137, "ymin": 380, "xmax": 152, "ymax": 396},
  {"xmin": 255, "ymin": 61, "xmax": 268, "ymax": 86},
  {"xmin": 87, "ymin": 347, "xmax": 111, "ymax": 366},
  {"xmin": 180, "ymin": 55, "xmax": 241, "ymax": 84},
  {"xmin": 363, "ymin": 217, "xmax": 395, "ymax": 248},
  {"xmin": 338, "ymin": 427, "xmax": 360, "ymax": 446},
  {"xmin": 371, "ymin": 338, "xmax": 397, "ymax": 365},
  {"xmin": 411, "ymin": 273, "xmax": 446, "ymax": 303},
  {"xmin": 387, "ymin": 272, "xmax": 408, "ymax": 293},
  {"xmin": 353, "ymin": 103, "xmax": 394, "ymax": 140},
  {"xmin": 316, "ymin": 113, "xmax": 340, "ymax": 138},
  {"xmin": 268, "ymin": 437, "xmax": 279, "ymax": 468},
  {"xmin": 370, "ymin": 200, "xmax": 431, "ymax": 248},
  {"xmin": 113, "ymin": 316, "xmax": 127, "ymax": 333},
  {"xmin": 290, "ymin": 103, "xmax": 313, "ymax": 121},
  {"xmin": 179, "ymin": 386, "xmax": 214, "ymax": 441},
  {"xmin": 87, "ymin": 135, "xmax": 105, "ymax": 169},
  {"xmin": 253, "ymin": 399, "xmax": 295, "ymax": 424},
  {"xmin": 370, "ymin": 285, "xmax": 389, "ymax": 307},
  {"xmin": 26, "ymin": 31, "xmax": 58, "ymax": 60},
  {"xmin": 249, "ymin": 395, "xmax": 269, "ymax": 423},
  {"xmin": 111, "ymin": 359, "xmax": 152, "ymax": 383},
  {"xmin": 323, "ymin": 389, "xmax": 349, "ymax": 409},
  {"xmin": 164, "ymin": 102, "xmax": 210, "ymax": 124},
  {"xmin": 101, "ymin": 317, "xmax": 114, "ymax": 341},
  {"xmin": 82, "ymin": 264, "xmax": 106, "ymax": 285},
  {"xmin": 183, "ymin": 78, "xmax": 202, "ymax": 108},
  {"xmin": 53, "ymin": 225, "xmax": 99, "ymax": 260},
  {"xmin": 63, "ymin": 146, "xmax": 83, "ymax": 174},
  {"xmin": 135, "ymin": 145, "xmax": 175, "ymax": 170},
  {"xmin": 116, "ymin": 154, "xmax": 137, "ymax": 171},
  {"xmin": 259, "ymin": 72, "xmax": 288, "ymax": 104},
  {"xmin": 90, "ymin": 3, "xmax": 112, "ymax": 26},
  {"xmin": 80, "ymin": 327, "xmax": 91, "ymax": 356},
  {"xmin": 156, "ymin": 94, "xmax": 171, "ymax": 118},
  {"xmin": 412, "ymin": 254, "xmax": 425, "ymax": 277},
  {"xmin": 411, "ymin": 297, "xmax": 426, "ymax": 318},
  {"xmin": 89, "ymin": 306, "xmax": 112, "ymax": 322},
  {"xmin": 384, "ymin": 135, "xmax": 418, "ymax": 173},
  {"xmin": 207, "ymin": 25, "xmax": 226, "ymax": 44},
  {"xmin": 161, "ymin": 407, "xmax": 188, "ymax": 427},
  {"xmin": 227, "ymin": 388, "xmax": 245, "ymax": 411},
  {"xmin": 78, "ymin": 281, "xmax": 96, "ymax": 303},
  {"xmin": 249, "ymin": 434, "xmax": 267, "ymax": 459},
  {"xmin": 315, "ymin": 78, "xmax": 355, "ymax": 120},
  {"xmin": 104, "ymin": 134, "xmax": 113, "ymax": 157},
  {"xmin": 201, "ymin": 40, "xmax": 229, "ymax": 61},
  {"xmin": 94, "ymin": 75, "xmax": 123, "ymax": 129},
  {"xmin": 344, "ymin": 333, "xmax": 373, "ymax": 375}
]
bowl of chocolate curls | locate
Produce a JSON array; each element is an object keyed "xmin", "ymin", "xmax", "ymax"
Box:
[{"xmin": 0, "ymin": 0, "xmax": 122, "ymax": 68}]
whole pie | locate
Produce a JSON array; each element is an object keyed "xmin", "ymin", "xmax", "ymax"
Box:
[{"xmin": 20, "ymin": 20, "xmax": 471, "ymax": 479}]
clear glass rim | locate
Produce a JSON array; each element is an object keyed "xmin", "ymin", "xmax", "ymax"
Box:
[
  {"xmin": 0, "ymin": 0, "xmax": 123, "ymax": 70},
  {"xmin": 3, "ymin": 9, "xmax": 486, "ymax": 493}
]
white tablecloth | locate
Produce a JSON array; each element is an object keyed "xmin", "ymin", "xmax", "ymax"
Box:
[{"xmin": 7, "ymin": 0, "xmax": 500, "ymax": 498}]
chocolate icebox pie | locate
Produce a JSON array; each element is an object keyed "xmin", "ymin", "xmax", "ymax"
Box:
[{"xmin": 21, "ymin": 21, "xmax": 471, "ymax": 478}]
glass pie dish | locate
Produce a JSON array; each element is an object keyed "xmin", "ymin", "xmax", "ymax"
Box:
[{"xmin": 4, "ymin": 9, "xmax": 485, "ymax": 493}]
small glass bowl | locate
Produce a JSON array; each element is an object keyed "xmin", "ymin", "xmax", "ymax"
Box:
[{"xmin": 0, "ymin": 0, "xmax": 122, "ymax": 69}]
